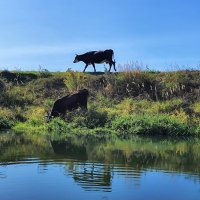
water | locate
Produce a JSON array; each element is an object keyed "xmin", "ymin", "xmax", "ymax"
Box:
[{"xmin": 0, "ymin": 132, "xmax": 200, "ymax": 200}]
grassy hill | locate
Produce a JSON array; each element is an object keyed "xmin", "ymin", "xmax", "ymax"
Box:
[{"xmin": 0, "ymin": 69, "xmax": 199, "ymax": 137}]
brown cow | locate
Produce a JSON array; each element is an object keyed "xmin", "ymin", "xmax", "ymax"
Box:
[{"xmin": 47, "ymin": 89, "xmax": 89, "ymax": 121}]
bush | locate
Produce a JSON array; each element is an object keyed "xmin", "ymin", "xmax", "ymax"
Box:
[
  {"xmin": 66, "ymin": 108, "xmax": 108, "ymax": 129},
  {"xmin": 0, "ymin": 117, "xmax": 14, "ymax": 129},
  {"xmin": 65, "ymin": 71, "xmax": 88, "ymax": 92},
  {"xmin": 85, "ymin": 109, "xmax": 108, "ymax": 129},
  {"xmin": 116, "ymin": 98, "xmax": 136, "ymax": 115},
  {"xmin": 47, "ymin": 117, "xmax": 72, "ymax": 135},
  {"xmin": 31, "ymin": 76, "xmax": 66, "ymax": 99},
  {"xmin": 112, "ymin": 114, "xmax": 191, "ymax": 137}
]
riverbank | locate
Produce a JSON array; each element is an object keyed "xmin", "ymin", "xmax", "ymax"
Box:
[{"xmin": 0, "ymin": 69, "xmax": 199, "ymax": 137}]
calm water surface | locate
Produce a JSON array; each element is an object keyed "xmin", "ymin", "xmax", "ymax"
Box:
[{"xmin": 0, "ymin": 132, "xmax": 200, "ymax": 200}]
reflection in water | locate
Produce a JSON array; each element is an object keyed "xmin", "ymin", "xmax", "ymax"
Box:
[
  {"xmin": 0, "ymin": 132, "xmax": 200, "ymax": 193},
  {"xmin": 0, "ymin": 170, "xmax": 7, "ymax": 179},
  {"xmin": 51, "ymin": 140, "xmax": 88, "ymax": 161},
  {"xmin": 50, "ymin": 140, "xmax": 112, "ymax": 191},
  {"xmin": 71, "ymin": 163, "xmax": 112, "ymax": 192}
]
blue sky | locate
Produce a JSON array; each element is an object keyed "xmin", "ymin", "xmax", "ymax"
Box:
[{"xmin": 0, "ymin": 0, "xmax": 200, "ymax": 71}]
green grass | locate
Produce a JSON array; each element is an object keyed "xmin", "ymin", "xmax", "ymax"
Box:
[
  {"xmin": 0, "ymin": 69, "xmax": 200, "ymax": 138},
  {"xmin": 112, "ymin": 114, "xmax": 192, "ymax": 137}
]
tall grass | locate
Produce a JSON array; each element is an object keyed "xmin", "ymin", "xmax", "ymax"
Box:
[
  {"xmin": 65, "ymin": 71, "xmax": 88, "ymax": 92},
  {"xmin": 0, "ymin": 70, "xmax": 199, "ymax": 137}
]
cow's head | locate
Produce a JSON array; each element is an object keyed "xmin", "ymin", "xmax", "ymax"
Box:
[
  {"xmin": 45, "ymin": 110, "xmax": 61, "ymax": 123},
  {"xmin": 45, "ymin": 112, "xmax": 52, "ymax": 123},
  {"xmin": 73, "ymin": 54, "xmax": 80, "ymax": 63},
  {"xmin": 78, "ymin": 88, "xmax": 89, "ymax": 96}
]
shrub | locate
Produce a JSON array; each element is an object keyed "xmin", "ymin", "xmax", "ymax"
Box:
[
  {"xmin": 66, "ymin": 108, "xmax": 108, "ymax": 129},
  {"xmin": 65, "ymin": 71, "xmax": 88, "ymax": 92},
  {"xmin": 151, "ymin": 98, "xmax": 183, "ymax": 113},
  {"xmin": 116, "ymin": 98, "xmax": 135, "ymax": 115},
  {"xmin": 47, "ymin": 117, "xmax": 72, "ymax": 135},
  {"xmin": 0, "ymin": 86, "xmax": 34, "ymax": 108},
  {"xmin": 0, "ymin": 116, "xmax": 14, "ymax": 129},
  {"xmin": 112, "ymin": 114, "xmax": 191, "ymax": 137},
  {"xmin": 31, "ymin": 76, "xmax": 66, "ymax": 99},
  {"xmin": 85, "ymin": 109, "xmax": 108, "ymax": 129}
]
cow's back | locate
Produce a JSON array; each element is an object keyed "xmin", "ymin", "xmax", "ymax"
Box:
[
  {"xmin": 49, "ymin": 89, "xmax": 89, "ymax": 119},
  {"xmin": 78, "ymin": 51, "xmax": 95, "ymax": 63},
  {"xmin": 92, "ymin": 50, "xmax": 113, "ymax": 63}
]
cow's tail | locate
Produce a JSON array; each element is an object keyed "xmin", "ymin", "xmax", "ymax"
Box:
[
  {"xmin": 111, "ymin": 49, "xmax": 114, "ymax": 60},
  {"xmin": 111, "ymin": 50, "xmax": 116, "ymax": 66}
]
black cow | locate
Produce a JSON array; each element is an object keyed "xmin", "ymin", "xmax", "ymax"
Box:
[
  {"xmin": 47, "ymin": 89, "xmax": 89, "ymax": 121},
  {"xmin": 73, "ymin": 49, "xmax": 116, "ymax": 72}
]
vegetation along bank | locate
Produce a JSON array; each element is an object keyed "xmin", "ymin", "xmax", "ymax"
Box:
[{"xmin": 0, "ymin": 69, "xmax": 199, "ymax": 138}]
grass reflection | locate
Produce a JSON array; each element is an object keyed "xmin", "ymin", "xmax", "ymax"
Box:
[{"xmin": 0, "ymin": 131, "xmax": 200, "ymax": 177}]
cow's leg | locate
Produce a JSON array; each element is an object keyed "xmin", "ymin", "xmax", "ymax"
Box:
[
  {"xmin": 108, "ymin": 63, "xmax": 112, "ymax": 72},
  {"xmin": 113, "ymin": 60, "xmax": 116, "ymax": 71},
  {"xmin": 92, "ymin": 63, "xmax": 96, "ymax": 72},
  {"xmin": 83, "ymin": 64, "xmax": 88, "ymax": 72}
]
